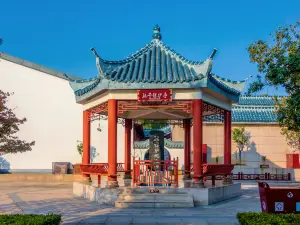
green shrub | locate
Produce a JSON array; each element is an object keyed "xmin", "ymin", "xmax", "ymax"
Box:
[
  {"xmin": 0, "ymin": 214, "xmax": 61, "ymax": 225},
  {"xmin": 237, "ymin": 212, "xmax": 300, "ymax": 225}
]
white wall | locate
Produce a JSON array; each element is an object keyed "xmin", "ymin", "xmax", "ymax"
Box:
[
  {"xmin": 91, "ymin": 120, "xmax": 125, "ymax": 164},
  {"xmin": 0, "ymin": 59, "xmax": 126, "ymax": 170},
  {"xmin": 168, "ymin": 148, "xmax": 184, "ymax": 169}
]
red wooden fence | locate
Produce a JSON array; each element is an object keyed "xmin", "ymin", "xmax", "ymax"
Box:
[
  {"xmin": 132, "ymin": 158, "xmax": 178, "ymax": 187},
  {"xmin": 206, "ymin": 173, "xmax": 291, "ymax": 181},
  {"xmin": 80, "ymin": 163, "xmax": 125, "ymax": 175}
]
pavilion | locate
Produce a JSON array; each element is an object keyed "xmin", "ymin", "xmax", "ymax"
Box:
[{"xmin": 66, "ymin": 25, "xmax": 247, "ymax": 188}]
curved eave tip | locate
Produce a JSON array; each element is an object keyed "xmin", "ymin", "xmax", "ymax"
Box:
[
  {"xmin": 244, "ymin": 74, "xmax": 253, "ymax": 81},
  {"xmin": 209, "ymin": 48, "xmax": 218, "ymax": 59},
  {"xmin": 63, "ymin": 73, "xmax": 72, "ymax": 81},
  {"xmin": 90, "ymin": 47, "xmax": 99, "ymax": 57}
]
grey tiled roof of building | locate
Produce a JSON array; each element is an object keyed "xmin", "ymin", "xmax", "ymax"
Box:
[
  {"xmin": 0, "ymin": 52, "xmax": 80, "ymax": 81},
  {"xmin": 134, "ymin": 138, "xmax": 184, "ymax": 149}
]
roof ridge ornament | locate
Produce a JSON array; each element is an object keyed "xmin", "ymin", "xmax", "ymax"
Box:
[
  {"xmin": 90, "ymin": 47, "xmax": 104, "ymax": 82},
  {"xmin": 152, "ymin": 24, "xmax": 162, "ymax": 40},
  {"xmin": 244, "ymin": 74, "xmax": 253, "ymax": 81},
  {"xmin": 209, "ymin": 48, "xmax": 218, "ymax": 59}
]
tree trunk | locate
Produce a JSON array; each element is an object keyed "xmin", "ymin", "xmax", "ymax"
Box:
[{"xmin": 239, "ymin": 150, "xmax": 242, "ymax": 165}]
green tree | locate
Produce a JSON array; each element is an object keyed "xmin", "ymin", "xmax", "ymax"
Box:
[
  {"xmin": 275, "ymin": 98, "xmax": 300, "ymax": 150},
  {"xmin": 281, "ymin": 127, "xmax": 300, "ymax": 153},
  {"xmin": 76, "ymin": 141, "xmax": 99, "ymax": 163},
  {"xmin": 77, "ymin": 141, "xmax": 83, "ymax": 157},
  {"xmin": 138, "ymin": 120, "xmax": 168, "ymax": 130},
  {"xmin": 0, "ymin": 91, "xmax": 35, "ymax": 154},
  {"xmin": 247, "ymin": 20, "xmax": 300, "ymax": 132},
  {"xmin": 232, "ymin": 127, "xmax": 250, "ymax": 164}
]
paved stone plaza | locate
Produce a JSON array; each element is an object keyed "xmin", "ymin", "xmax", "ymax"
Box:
[{"xmin": 0, "ymin": 182, "xmax": 268, "ymax": 224}]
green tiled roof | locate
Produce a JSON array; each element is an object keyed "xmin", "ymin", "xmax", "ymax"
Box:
[
  {"xmin": 99, "ymin": 44, "xmax": 203, "ymax": 84},
  {"xmin": 232, "ymin": 96, "xmax": 279, "ymax": 123},
  {"xmin": 237, "ymin": 96, "xmax": 277, "ymax": 105},
  {"xmin": 66, "ymin": 25, "xmax": 247, "ymax": 103},
  {"xmin": 134, "ymin": 138, "xmax": 184, "ymax": 149},
  {"xmin": 209, "ymin": 74, "xmax": 247, "ymax": 96}
]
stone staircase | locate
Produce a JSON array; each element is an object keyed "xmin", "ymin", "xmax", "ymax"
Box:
[{"xmin": 115, "ymin": 193, "xmax": 194, "ymax": 208}]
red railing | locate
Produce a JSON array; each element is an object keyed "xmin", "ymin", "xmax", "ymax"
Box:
[
  {"xmin": 80, "ymin": 163, "xmax": 125, "ymax": 175},
  {"xmin": 205, "ymin": 173, "xmax": 291, "ymax": 181},
  {"xmin": 132, "ymin": 158, "xmax": 178, "ymax": 187}
]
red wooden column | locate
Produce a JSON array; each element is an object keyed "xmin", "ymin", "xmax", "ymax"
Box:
[
  {"xmin": 193, "ymin": 99, "xmax": 204, "ymax": 187},
  {"xmin": 183, "ymin": 119, "xmax": 191, "ymax": 179},
  {"xmin": 82, "ymin": 110, "xmax": 91, "ymax": 181},
  {"xmin": 107, "ymin": 99, "xmax": 119, "ymax": 187},
  {"xmin": 124, "ymin": 119, "xmax": 132, "ymax": 179},
  {"xmin": 224, "ymin": 110, "xmax": 232, "ymax": 164}
]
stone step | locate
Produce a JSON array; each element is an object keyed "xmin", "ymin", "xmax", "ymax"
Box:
[
  {"xmin": 115, "ymin": 201, "xmax": 194, "ymax": 208},
  {"xmin": 117, "ymin": 194, "xmax": 155, "ymax": 201},
  {"xmin": 154, "ymin": 194, "xmax": 193, "ymax": 202},
  {"xmin": 115, "ymin": 202, "xmax": 155, "ymax": 208},
  {"xmin": 115, "ymin": 193, "xmax": 194, "ymax": 208},
  {"xmin": 117, "ymin": 193, "xmax": 191, "ymax": 202}
]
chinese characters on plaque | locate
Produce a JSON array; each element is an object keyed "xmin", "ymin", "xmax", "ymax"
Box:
[{"xmin": 137, "ymin": 89, "xmax": 172, "ymax": 103}]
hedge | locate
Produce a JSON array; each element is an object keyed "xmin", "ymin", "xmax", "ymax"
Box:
[
  {"xmin": 237, "ymin": 212, "xmax": 300, "ymax": 225},
  {"xmin": 0, "ymin": 214, "xmax": 61, "ymax": 225}
]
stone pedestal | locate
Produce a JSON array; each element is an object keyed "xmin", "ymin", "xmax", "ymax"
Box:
[
  {"xmin": 191, "ymin": 180, "xmax": 205, "ymax": 188},
  {"xmin": 123, "ymin": 179, "xmax": 132, "ymax": 187},
  {"xmin": 171, "ymin": 183, "xmax": 178, "ymax": 188},
  {"xmin": 106, "ymin": 181, "xmax": 119, "ymax": 188},
  {"xmin": 123, "ymin": 173, "xmax": 132, "ymax": 179},
  {"xmin": 184, "ymin": 174, "xmax": 192, "ymax": 179},
  {"xmin": 223, "ymin": 177, "xmax": 233, "ymax": 185},
  {"xmin": 183, "ymin": 175, "xmax": 192, "ymax": 188}
]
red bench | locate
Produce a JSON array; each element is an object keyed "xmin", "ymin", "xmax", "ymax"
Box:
[
  {"xmin": 202, "ymin": 164, "xmax": 234, "ymax": 185},
  {"xmin": 80, "ymin": 163, "xmax": 125, "ymax": 186}
]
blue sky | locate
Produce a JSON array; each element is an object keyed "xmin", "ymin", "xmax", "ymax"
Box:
[{"xmin": 1, "ymin": 0, "xmax": 299, "ymax": 95}]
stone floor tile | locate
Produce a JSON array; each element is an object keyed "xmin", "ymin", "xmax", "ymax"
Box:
[
  {"xmin": 132, "ymin": 217, "xmax": 158, "ymax": 225},
  {"xmin": 180, "ymin": 219, "xmax": 209, "ymax": 225},
  {"xmin": 105, "ymin": 217, "xmax": 133, "ymax": 225},
  {"xmin": 61, "ymin": 216, "xmax": 87, "ymax": 224},
  {"xmin": 205, "ymin": 218, "xmax": 239, "ymax": 225},
  {"xmin": 155, "ymin": 218, "xmax": 184, "ymax": 225},
  {"xmin": 76, "ymin": 215, "xmax": 109, "ymax": 224}
]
